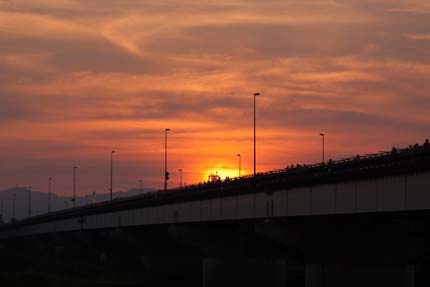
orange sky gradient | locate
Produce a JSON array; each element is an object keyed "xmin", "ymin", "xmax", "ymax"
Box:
[{"xmin": 0, "ymin": 0, "xmax": 429, "ymax": 196}]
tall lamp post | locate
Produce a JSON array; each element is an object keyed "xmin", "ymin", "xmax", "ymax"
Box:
[
  {"xmin": 253, "ymin": 92, "xmax": 260, "ymax": 177},
  {"xmin": 164, "ymin": 128, "xmax": 170, "ymax": 192},
  {"xmin": 139, "ymin": 179, "xmax": 143, "ymax": 193},
  {"xmin": 48, "ymin": 177, "xmax": 53, "ymax": 212},
  {"xmin": 178, "ymin": 169, "xmax": 183, "ymax": 189},
  {"xmin": 12, "ymin": 193, "xmax": 16, "ymax": 220},
  {"xmin": 111, "ymin": 151, "xmax": 115, "ymax": 201},
  {"xmin": 320, "ymin": 133, "xmax": 325, "ymax": 163},
  {"xmin": 73, "ymin": 166, "xmax": 77, "ymax": 208},
  {"xmin": 28, "ymin": 186, "xmax": 32, "ymax": 217},
  {"xmin": 237, "ymin": 154, "xmax": 241, "ymax": 177}
]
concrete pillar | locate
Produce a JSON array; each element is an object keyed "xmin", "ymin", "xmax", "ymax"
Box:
[
  {"xmin": 305, "ymin": 264, "xmax": 323, "ymax": 287},
  {"xmin": 305, "ymin": 264, "xmax": 414, "ymax": 287},
  {"xmin": 139, "ymin": 255, "xmax": 202, "ymax": 280},
  {"xmin": 99, "ymin": 252, "xmax": 108, "ymax": 264},
  {"xmin": 203, "ymin": 258, "xmax": 286, "ymax": 287}
]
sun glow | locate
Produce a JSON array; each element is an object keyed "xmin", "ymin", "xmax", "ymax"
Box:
[{"xmin": 203, "ymin": 165, "xmax": 241, "ymax": 182}]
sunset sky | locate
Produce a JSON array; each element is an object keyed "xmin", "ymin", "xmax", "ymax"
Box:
[{"xmin": 0, "ymin": 0, "xmax": 429, "ymax": 196}]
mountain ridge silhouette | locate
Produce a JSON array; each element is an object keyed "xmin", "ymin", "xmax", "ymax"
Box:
[{"xmin": 0, "ymin": 187, "xmax": 155, "ymax": 223}]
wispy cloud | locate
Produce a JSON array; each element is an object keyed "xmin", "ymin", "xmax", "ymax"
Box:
[
  {"xmin": 403, "ymin": 34, "xmax": 430, "ymax": 40},
  {"xmin": 0, "ymin": 11, "xmax": 96, "ymax": 39},
  {"xmin": 0, "ymin": 0, "xmax": 429, "ymax": 193}
]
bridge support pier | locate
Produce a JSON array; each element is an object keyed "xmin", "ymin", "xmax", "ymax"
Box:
[
  {"xmin": 305, "ymin": 264, "xmax": 415, "ymax": 287},
  {"xmin": 202, "ymin": 258, "xmax": 288, "ymax": 287}
]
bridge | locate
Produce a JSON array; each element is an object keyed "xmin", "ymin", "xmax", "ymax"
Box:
[{"xmin": 1, "ymin": 141, "xmax": 430, "ymax": 286}]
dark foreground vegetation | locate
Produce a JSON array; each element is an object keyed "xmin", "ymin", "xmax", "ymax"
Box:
[{"xmin": 0, "ymin": 243, "xmax": 201, "ymax": 287}]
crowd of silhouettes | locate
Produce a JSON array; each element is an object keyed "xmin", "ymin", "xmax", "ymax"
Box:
[{"xmin": 179, "ymin": 138, "xmax": 430, "ymax": 193}]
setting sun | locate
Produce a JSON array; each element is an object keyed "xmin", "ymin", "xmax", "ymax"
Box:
[{"xmin": 203, "ymin": 164, "xmax": 242, "ymax": 182}]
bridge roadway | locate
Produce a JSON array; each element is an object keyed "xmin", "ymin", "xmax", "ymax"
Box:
[
  {"xmin": 1, "ymin": 143, "xmax": 430, "ymax": 286},
  {"xmin": 1, "ymin": 143, "xmax": 430, "ymax": 238}
]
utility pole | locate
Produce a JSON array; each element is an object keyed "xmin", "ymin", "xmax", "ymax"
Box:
[
  {"xmin": 237, "ymin": 154, "xmax": 241, "ymax": 177},
  {"xmin": 48, "ymin": 177, "xmax": 53, "ymax": 212},
  {"xmin": 12, "ymin": 193, "xmax": 16, "ymax": 220},
  {"xmin": 28, "ymin": 186, "xmax": 32, "ymax": 217},
  {"xmin": 111, "ymin": 151, "xmax": 115, "ymax": 201},
  {"xmin": 320, "ymin": 133, "xmax": 325, "ymax": 163},
  {"xmin": 73, "ymin": 166, "xmax": 77, "ymax": 208},
  {"xmin": 164, "ymin": 129, "xmax": 170, "ymax": 192},
  {"xmin": 253, "ymin": 92, "xmax": 260, "ymax": 177},
  {"xmin": 0, "ymin": 199, "xmax": 3, "ymax": 220}
]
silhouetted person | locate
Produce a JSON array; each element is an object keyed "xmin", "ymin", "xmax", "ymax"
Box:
[{"xmin": 424, "ymin": 139, "xmax": 429, "ymax": 148}]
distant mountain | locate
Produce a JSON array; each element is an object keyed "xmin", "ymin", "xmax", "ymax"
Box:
[{"xmin": 0, "ymin": 187, "xmax": 156, "ymax": 223}]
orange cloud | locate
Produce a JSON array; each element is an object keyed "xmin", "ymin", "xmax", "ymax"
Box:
[{"xmin": 0, "ymin": 0, "xmax": 429, "ymax": 195}]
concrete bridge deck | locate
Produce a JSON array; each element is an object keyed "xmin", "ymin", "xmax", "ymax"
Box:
[{"xmin": 1, "ymin": 142, "xmax": 429, "ymax": 238}]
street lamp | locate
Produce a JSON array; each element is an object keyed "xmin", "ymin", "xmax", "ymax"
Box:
[
  {"xmin": 111, "ymin": 151, "xmax": 115, "ymax": 201},
  {"xmin": 237, "ymin": 154, "xmax": 242, "ymax": 177},
  {"xmin": 320, "ymin": 133, "xmax": 325, "ymax": 163},
  {"xmin": 12, "ymin": 193, "xmax": 16, "ymax": 220},
  {"xmin": 48, "ymin": 177, "xmax": 53, "ymax": 213},
  {"xmin": 253, "ymin": 92, "xmax": 260, "ymax": 177},
  {"xmin": 178, "ymin": 169, "xmax": 183, "ymax": 189},
  {"xmin": 28, "ymin": 186, "xmax": 32, "ymax": 217},
  {"xmin": 73, "ymin": 166, "xmax": 77, "ymax": 208},
  {"xmin": 164, "ymin": 128, "xmax": 170, "ymax": 192},
  {"xmin": 139, "ymin": 179, "xmax": 143, "ymax": 193}
]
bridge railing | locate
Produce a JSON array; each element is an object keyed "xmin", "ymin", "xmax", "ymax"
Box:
[
  {"xmin": 167, "ymin": 140, "xmax": 430, "ymax": 194},
  {"xmin": 3, "ymin": 140, "xmax": 429, "ymax": 227}
]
